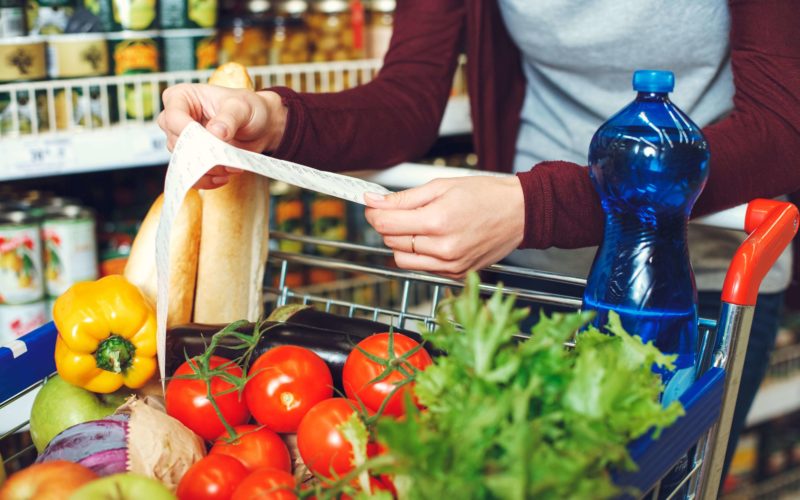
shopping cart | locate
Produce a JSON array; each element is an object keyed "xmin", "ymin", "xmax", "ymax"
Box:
[{"xmin": 0, "ymin": 197, "xmax": 796, "ymax": 500}]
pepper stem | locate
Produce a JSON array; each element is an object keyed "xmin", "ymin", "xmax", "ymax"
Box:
[{"xmin": 95, "ymin": 335, "xmax": 136, "ymax": 374}]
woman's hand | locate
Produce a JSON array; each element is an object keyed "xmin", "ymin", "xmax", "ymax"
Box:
[
  {"xmin": 364, "ymin": 176, "xmax": 525, "ymax": 279},
  {"xmin": 157, "ymin": 84, "xmax": 287, "ymax": 189}
]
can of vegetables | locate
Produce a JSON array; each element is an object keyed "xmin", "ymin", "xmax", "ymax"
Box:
[
  {"xmin": 0, "ymin": 210, "xmax": 45, "ymax": 305},
  {"xmin": 42, "ymin": 204, "xmax": 99, "ymax": 298},
  {"xmin": 160, "ymin": 0, "xmax": 218, "ymax": 29},
  {"xmin": 161, "ymin": 28, "xmax": 218, "ymax": 71}
]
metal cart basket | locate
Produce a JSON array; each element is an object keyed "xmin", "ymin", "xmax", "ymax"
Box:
[{"xmin": 1, "ymin": 197, "xmax": 797, "ymax": 500}]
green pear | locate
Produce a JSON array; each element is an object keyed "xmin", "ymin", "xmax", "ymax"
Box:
[
  {"xmin": 69, "ymin": 473, "xmax": 176, "ymax": 500},
  {"xmin": 29, "ymin": 375, "xmax": 130, "ymax": 452}
]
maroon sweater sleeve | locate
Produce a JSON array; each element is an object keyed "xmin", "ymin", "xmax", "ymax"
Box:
[
  {"xmin": 268, "ymin": 0, "xmax": 465, "ymax": 172},
  {"xmin": 518, "ymin": 0, "xmax": 800, "ymax": 250}
]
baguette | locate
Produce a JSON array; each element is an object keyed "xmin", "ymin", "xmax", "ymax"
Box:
[
  {"xmin": 192, "ymin": 63, "xmax": 270, "ymax": 323},
  {"xmin": 123, "ymin": 190, "xmax": 202, "ymax": 327}
]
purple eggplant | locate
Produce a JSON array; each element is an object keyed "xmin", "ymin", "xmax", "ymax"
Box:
[{"xmin": 36, "ymin": 414, "xmax": 129, "ymax": 477}]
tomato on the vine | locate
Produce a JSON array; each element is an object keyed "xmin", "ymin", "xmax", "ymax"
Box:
[
  {"xmin": 297, "ymin": 398, "xmax": 359, "ymax": 479},
  {"xmin": 166, "ymin": 355, "xmax": 250, "ymax": 441},
  {"xmin": 177, "ymin": 454, "xmax": 250, "ymax": 500},
  {"xmin": 342, "ymin": 332, "xmax": 432, "ymax": 416},
  {"xmin": 210, "ymin": 424, "xmax": 292, "ymax": 472},
  {"xmin": 231, "ymin": 467, "xmax": 297, "ymax": 500},
  {"xmin": 244, "ymin": 345, "xmax": 333, "ymax": 433}
]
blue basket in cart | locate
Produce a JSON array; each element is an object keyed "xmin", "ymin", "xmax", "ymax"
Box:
[{"xmin": 1, "ymin": 199, "xmax": 797, "ymax": 500}]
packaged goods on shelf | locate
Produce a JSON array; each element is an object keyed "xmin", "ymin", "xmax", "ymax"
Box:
[
  {"xmin": 45, "ymin": 33, "xmax": 109, "ymax": 78},
  {"xmin": 106, "ymin": 0, "xmax": 158, "ymax": 30},
  {"xmin": 53, "ymin": 85, "xmax": 104, "ymax": 129},
  {"xmin": 308, "ymin": 0, "xmax": 364, "ymax": 62},
  {"xmin": 310, "ymin": 193, "xmax": 347, "ymax": 257},
  {"xmin": 27, "ymin": 0, "xmax": 75, "ymax": 35},
  {"xmin": 41, "ymin": 204, "xmax": 99, "ymax": 298},
  {"xmin": 218, "ymin": 3, "xmax": 272, "ymax": 67},
  {"xmin": 271, "ymin": 0, "xmax": 310, "ymax": 64},
  {"xmin": 0, "ymin": 88, "xmax": 49, "ymax": 134},
  {"xmin": 722, "ymin": 431, "xmax": 760, "ymax": 495},
  {"xmin": 160, "ymin": 0, "xmax": 217, "ymax": 29},
  {"xmin": 0, "ymin": 0, "xmax": 26, "ymax": 38},
  {"xmin": 161, "ymin": 28, "xmax": 218, "ymax": 71},
  {"xmin": 0, "ymin": 36, "xmax": 47, "ymax": 83},
  {"xmin": 365, "ymin": 0, "xmax": 393, "ymax": 60},
  {"xmin": 271, "ymin": 181, "xmax": 306, "ymax": 254},
  {"xmin": 107, "ymin": 30, "xmax": 161, "ymax": 119}
]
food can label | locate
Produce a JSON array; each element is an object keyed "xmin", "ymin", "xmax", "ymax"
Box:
[
  {"xmin": 0, "ymin": 7, "xmax": 25, "ymax": 38},
  {"xmin": 0, "ymin": 225, "xmax": 44, "ymax": 304},
  {"xmin": 47, "ymin": 36, "xmax": 109, "ymax": 78},
  {"xmin": 0, "ymin": 41, "xmax": 46, "ymax": 82},
  {"xmin": 112, "ymin": 37, "xmax": 159, "ymax": 74},
  {"xmin": 0, "ymin": 301, "xmax": 47, "ymax": 343},
  {"xmin": 112, "ymin": 0, "xmax": 157, "ymax": 30},
  {"xmin": 161, "ymin": 0, "xmax": 217, "ymax": 29},
  {"xmin": 163, "ymin": 30, "xmax": 217, "ymax": 71},
  {"xmin": 82, "ymin": 0, "xmax": 115, "ymax": 31},
  {"xmin": 26, "ymin": 3, "xmax": 73, "ymax": 35},
  {"xmin": 0, "ymin": 89, "xmax": 49, "ymax": 134},
  {"xmin": 43, "ymin": 218, "xmax": 99, "ymax": 297},
  {"xmin": 54, "ymin": 87, "xmax": 104, "ymax": 130}
]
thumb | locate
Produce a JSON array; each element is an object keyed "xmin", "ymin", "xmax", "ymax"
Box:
[
  {"xmin": 206, "ymin": 94, "xmax": 253, "ymax": 142},
  {"xmin": 364, "ymin": 182, "xmax": 446, "ymax": 209}
]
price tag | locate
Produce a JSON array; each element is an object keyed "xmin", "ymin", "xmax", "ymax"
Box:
[{"xmin": 12, "ymin": 138, "xmax": 74, "ymax": 174}]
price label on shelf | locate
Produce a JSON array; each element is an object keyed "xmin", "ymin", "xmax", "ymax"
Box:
[{"xmin": 9, "ymin": 137, "xmax": 75, "ymax": 174}]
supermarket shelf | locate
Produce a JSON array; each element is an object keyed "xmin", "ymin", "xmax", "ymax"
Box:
[
  {"xmin": 746, "ymin": 370, "xmax": 800, "ymax": 427},
  {"xmin": 0, "ymin": 60, "xmax": 471, "ymax": 182}
]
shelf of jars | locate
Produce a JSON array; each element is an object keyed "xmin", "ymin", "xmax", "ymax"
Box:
[{"xmin": 0, "ymin": 60, "xmax": 472, "ymax": 182}]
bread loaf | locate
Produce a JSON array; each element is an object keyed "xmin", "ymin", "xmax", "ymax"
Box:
[
  {"xmin": 123, "ymin": 190, "xmax": 202, "ymax": 327},
  {"xmin": 192, "ymin": 63, "xmax": 270, "ymax": 323}
]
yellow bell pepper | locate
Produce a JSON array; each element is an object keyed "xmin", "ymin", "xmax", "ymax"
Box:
[{"xmin": 53, "ymin": 275, "xmax": 157, "ymax": 394}]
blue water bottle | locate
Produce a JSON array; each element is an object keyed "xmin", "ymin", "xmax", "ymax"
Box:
[{"xmin": 582, "ymin": 70, "xmax": 710, "ymax": 405}]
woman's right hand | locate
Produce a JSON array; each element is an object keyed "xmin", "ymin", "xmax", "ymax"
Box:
[{"xmin": 157, "ymin": 84, "xmax": 287, "ymax": 189}]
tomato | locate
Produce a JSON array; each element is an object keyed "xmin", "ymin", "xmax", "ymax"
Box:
[
  {"xmin": 297, "ymin": 398, "xmax": 359, "ymax": 479},
  {"xmin": 177, "ymin": 454, "xmax": 250, "ymax": 500},
  {"xmin": 342, "ymin": 332, "xmax": 432, "ymax": 416},
  {"xmin": 244, "ymin": 346, "xmax": 333, "ymax": 433},
  {"xmin": 166, "ymin": 355, "xmax": 251, "ymax": 441},
  {"xmin": 231, "ymin": 467, "xmax": 297, "ymax": 500},
  {"xmin": 210, "ymin": 424, "xmax": 292, "ymax": 473}
]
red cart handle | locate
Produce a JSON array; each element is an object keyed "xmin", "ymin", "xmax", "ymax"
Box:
[{"xmin": 721, "ymin": 199, "xmax": 799, "ymax": 306}]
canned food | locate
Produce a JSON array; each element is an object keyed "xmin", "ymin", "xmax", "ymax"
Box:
[
  {"xmin": 26, "ymin": 0, "xmax": 74, "ymax": 35},
  {"xmin": 0, "ymin": 89, "xmax": 49, "ymax": 134},
  {"xmin": 366, "ymin": 0, "xmax": 393, "ymax": 60},
  {"xmin": 275, "ymin": 196, "xmax": 304, "ymax": 253},
  {"xmin": 0, "ymin": 36, "xmax": 47, "ymax": 83},
  {"xmin": 80, "ymin": 0, "xmax": 112, "ymax": 31},
  {"xmin": 271, "ymin": 0, "xmax": 310, "ymax": 65},
  {"xmin": 107, "ymin": 30, "xmax": 160, "ymax": 74},
  {"xmin": 54, "ymin": 86, "xmax": 104, "ymax": 129},
  {"xmin": 310, "ymin": 195, "xmax": 346, "ymax": 257},
  {"xmin": 160, "ymin": 0, "xmax": 218, "ymax": 29},
  {"xmin": 110, "ymin": 0, "xmax": 157, "ymax": 30},
  {"xmin": 46, "ymin": 33, "xmax": 109, "ymax": 78},
  {"xmin": 161, "ymin": 28, "xmax": 218, "ymax": 71},
  {"xmin": 0, "ymin": 300, "xmax": 47, "ymax": 343},
  {"xmin": 0, "ymin": 1, "xmax": 26, "ymax": 38},
  {"xmin": 108, "ymin": 30, "xmax": 160, "ymax": 119},
  {"xmin": 42, "ymin": 205, "xmax": 99, "ymax": 298},
  {"xmin": 0, "ymin": 211, "xmax": 45, "ymax": 305}
]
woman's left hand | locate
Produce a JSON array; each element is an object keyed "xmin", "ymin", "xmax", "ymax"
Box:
[{"xmin": 364, "ymin": 176, "xmax": 525, "ymax": 279}]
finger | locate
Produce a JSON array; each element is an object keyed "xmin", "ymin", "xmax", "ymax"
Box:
[
  {"xmin": 392, "ymin": 251, "xmax": 468, "ymax": 278},
  {"xmin": 365, "ymin": 206, "xmax": 447, "ymax": 236},
  {"xmin": 160, "ymin": 85, "xmax": 197, "ymax": 138},
  {"xmin": 383, "ymin": 234, "xmax": 430, "ymax": 256},
  {"xmin": 364, "ymin": 181, "xmax": 446, "ymax": 210},
  {"xmin": 206, "ymin": 94, "xmax": 254, "ymax": 142}
]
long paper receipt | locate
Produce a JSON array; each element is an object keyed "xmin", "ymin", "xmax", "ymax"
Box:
[{"xmin": 155, "ymin": 122, "xmax": 392, "ymax": 382}]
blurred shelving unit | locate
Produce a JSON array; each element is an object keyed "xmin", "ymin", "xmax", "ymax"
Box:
[{"xmin": 0, "ymin": 59, "xmax": 471, "ymax": 182}]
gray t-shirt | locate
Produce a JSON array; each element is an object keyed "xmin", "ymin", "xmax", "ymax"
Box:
[{"xmin": 497, "ymin": 0, "xmax": 792, "ymax": 293}]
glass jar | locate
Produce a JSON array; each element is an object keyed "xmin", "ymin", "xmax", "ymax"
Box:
[
  {"xmin": 365, "ymin": 0, "xmax": 393, "ymax": 60},
  {"xmin": 308, "ymin": 0, "xmax": 363, "ymax": 62},
  {"xmin": 270, "ymin": 0, "xmax": 310, "ymax": 64},
  {"xmin": 218, "ymin": 0, "xmax": 272, "ymax": 67}
]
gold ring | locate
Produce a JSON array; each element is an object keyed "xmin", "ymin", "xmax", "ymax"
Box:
[{"xmin": 411, "ymin": 235, "xmax": 417, "ymax": 254}]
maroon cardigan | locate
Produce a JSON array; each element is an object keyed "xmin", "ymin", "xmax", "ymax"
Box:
[{"xmin": 270, "ymin": 0, "xmax": 800, "ymax": 250}]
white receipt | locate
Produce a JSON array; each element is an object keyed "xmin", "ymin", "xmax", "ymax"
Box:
[{"xmin": 155, "ymin": 122, "xmax": 392, "ymax": 383}]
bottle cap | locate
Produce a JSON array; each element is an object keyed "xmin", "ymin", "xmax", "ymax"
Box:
[{"xmin": 632, "ymin": 70, "xmax": 674, "ymax": 93}]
